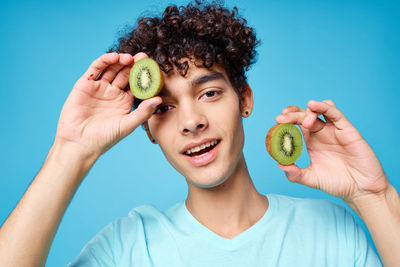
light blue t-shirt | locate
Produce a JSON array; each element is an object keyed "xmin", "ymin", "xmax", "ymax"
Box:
[{"xmin": 67, "ymin": 194, "xmax": 382, "ymax": 266}]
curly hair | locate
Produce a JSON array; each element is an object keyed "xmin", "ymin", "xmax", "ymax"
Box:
[{"xmin": 110, "ymin": 0, "xmax": 259, "ymax": 107}]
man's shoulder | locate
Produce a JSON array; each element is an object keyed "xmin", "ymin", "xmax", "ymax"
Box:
[
  {"xmin": 267, "ymin": 193, "xmax": 353, "ymax": 226},
  {"xmin": 111, "ymin": 201, "xmax": 182, "ymax": 228},
  {"xmin": 90, "ymin": 201, "xmax": 183, "ymax": 248},
  {"xmin": 269, "ymin": 193, "xmax": 347, "ymax": 211},
  {"xmin": 267, "ymin": 193, "xmax": 360, "ymax": 247}
]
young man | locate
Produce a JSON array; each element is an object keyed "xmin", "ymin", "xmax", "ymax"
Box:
[{"xmin": 0, "ymin": 1, "xmax": 399, "ymax": 266}]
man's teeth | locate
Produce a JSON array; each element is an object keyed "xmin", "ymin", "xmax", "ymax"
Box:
[{"xmin": 185, "ymin": 140, "xmax": 218, "ymax": 155}]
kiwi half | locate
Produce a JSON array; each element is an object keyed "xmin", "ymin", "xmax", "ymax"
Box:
[
  {"xmin": 265, "ymin": 123, "xmax": 303, "ymax": 165},
  {"xmin": 129, "ymin": 58, "xmax": 163, "ymax": 100}
]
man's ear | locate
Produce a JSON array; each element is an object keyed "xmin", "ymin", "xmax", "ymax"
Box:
[
  {"xmin": 142, "ymin": 121, "xmax": 157, "ymax": 144},
  {"xmin": 240, "ymin": 82, "xmax": 254, "ymax": 117}
]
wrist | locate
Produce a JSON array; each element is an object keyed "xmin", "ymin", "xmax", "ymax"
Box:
[
  {"xmin": 345, "ymin": 184, "xmax": 400, "ymax": 219},
  {"xmin": 46, "ymin": 138, "xmax": 99, "ymax": 185},
  {"xmin": 52, "ymin": 137, "xmax": 100, "ymax": 162}
]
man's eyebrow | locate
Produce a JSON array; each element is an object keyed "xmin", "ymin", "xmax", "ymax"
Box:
[
  {"xmin": 157, "ymin": 72, "xmax": 227, "ymax": 97},
  {"xmin": 192, "ymin": 72, "xmax": 227, "ymax": 87}
]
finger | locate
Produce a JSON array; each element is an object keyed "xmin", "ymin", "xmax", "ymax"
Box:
[
  {"xmin": 112, "ymin": 52, "xmax": 149, "ymax": 90},
  {"xmin": 322, "ymin": 99, "xmax": 336, "ymax": 107},
  {"xmin": 281, "ymin": 105, "xmax": 303, "ymax": 115},
  {"xmin": 111, "ymin": 64, "xmax": 133, "ymax": 89},
  {"xmin": 321, "ymin": 100, "xmax": 335, "ymax": 124},
  {"xmin": 84, "ymin": 53, "xmax": 119, "ymax": 81},
  {"xmin": 302, "ymin": 107, "xmax": 325, "ymax": 132},
  {"xmin": 119, "ymin": 96, "xmax": 162, "ymax": 135},
  {"xmin": 278, "ymin": 164, "xmax": 304, "ymax": 183},
  {"xmin": 100, "ymin": 53, "xmax": 134, "ymax": 83},
  {"xmin": 278, "ymin": 164, "xmax": 316, "ymax": 189},
  {"xmin": 133, "ymin": 52, "xmax": 149, "ymax": 62},
  {"xmin": 307, "ymin": 100, "xmax": 350, "ymax": 130},
  {"xmin": 276, "ymin": 111, "xmax": 304, "ymax": 124},
  {"xmin": 276, "ymin": 111, "xmax": 325, "ymax": 132}
]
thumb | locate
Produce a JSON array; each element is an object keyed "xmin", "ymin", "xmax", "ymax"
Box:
[
  {"xmin": 120, "ymin": 96, "xmax": 162, "ymax": 135},
  {"xmin": 278, "ymin": 163, "xmax": 310, "ymax": 186}
]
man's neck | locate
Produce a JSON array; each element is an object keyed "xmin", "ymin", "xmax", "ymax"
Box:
[{"xmin": 185, "ymin": 155, "xmax": 268, "ymax": 239}]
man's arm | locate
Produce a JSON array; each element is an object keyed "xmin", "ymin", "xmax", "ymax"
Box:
[
  {"xmin": 0, "ymin": 52, "xmax": 162, "ymax": 267},
  {"xmin": 0, "ymin": 141, "xmax": 97, "ymax": 267},
  {"xmin": 275, "ymin": 99, "xmax": 399, "ymax": 266},
  {"xmin": 347, "ymin": 184, "xmax": 400, "ymax": 267}
]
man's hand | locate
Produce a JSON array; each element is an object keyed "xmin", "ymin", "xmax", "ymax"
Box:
[
  {"xmin": 275, "ymin": 100, "xmax": 389, "ymax": 203},
  {"xmin": 55, "ymin": 52, "xmax": 162, "ymax": 158},
  {"xmin": 275, "ymin": 100, "xmax": 400, "ymax": 266}
]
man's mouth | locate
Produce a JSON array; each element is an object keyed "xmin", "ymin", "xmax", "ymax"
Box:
[{"xmin": 184, "ymin": 140, "xmax": 220, "ymax": 158}]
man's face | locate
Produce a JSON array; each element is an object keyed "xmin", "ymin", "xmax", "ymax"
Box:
[{"xmin": 146, "ymin": 63, "xmax": 251, "ymax": 188}]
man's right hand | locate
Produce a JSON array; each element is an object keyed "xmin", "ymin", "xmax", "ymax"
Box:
[{"xmin": 55, "ymin": 52, "xmax": 162, "ymax": 159}]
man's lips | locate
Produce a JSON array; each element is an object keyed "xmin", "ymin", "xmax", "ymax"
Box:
[
  {"xmin": 181, "ymin": 138, "xmax": 221, "ymax": 155},
  {"xmin": 187, "ymin": 143, "xmax": 216, "ymax": 157},
  {"xmin": 183, "ymin": 140, "xmax": 220, "ymax": 167}
]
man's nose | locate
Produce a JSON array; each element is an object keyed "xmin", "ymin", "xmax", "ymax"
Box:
[{"xmin": 180, "ymin": 104, "xmax": 208, "ymax": 135}]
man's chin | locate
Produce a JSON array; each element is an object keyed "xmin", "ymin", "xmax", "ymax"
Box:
[{"xmin": 186, "ymin": 175, "xmax": 230, "ymax": 189}]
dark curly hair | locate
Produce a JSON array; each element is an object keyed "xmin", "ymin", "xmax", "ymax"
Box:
[{"xmin": 109, "ymin": 0, "xmax": 259, "ymax": 107}]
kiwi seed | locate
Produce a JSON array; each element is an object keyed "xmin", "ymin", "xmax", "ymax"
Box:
[
  {"xmin": 129, "ymin": 58, "xmax": 163, "ymax": 100},
  {"xmin": 265, "ymin": 123, "xmax": 303, "ymax": 165}
]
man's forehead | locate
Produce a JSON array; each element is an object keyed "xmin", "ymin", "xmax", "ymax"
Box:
[{"xmin": 158, "ymin": 67, "xmax": 229, "ymax": 97}]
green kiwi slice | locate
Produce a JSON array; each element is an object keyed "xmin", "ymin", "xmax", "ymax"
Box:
[
  {"xmin": 129, "ymin": 58, "xmax": 163, "ymax": 100},
  {"xmin": 265, "ymin": 123, "xmax": 303, "ymax": 165}
]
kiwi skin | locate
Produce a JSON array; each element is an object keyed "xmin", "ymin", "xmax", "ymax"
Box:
[
  {"xmin": 129, "ymin": 58, "xmax": 163, "ymax": 100},
  {"xmin": 265, "ymin": 123, "xmax": 303, "ymax": 165}
]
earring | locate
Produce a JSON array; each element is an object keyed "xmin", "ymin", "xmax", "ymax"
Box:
[
  {"xmin": 243, "ymin": 110, "xmax": 249, "ymax": 117},
  {"xmin": 152, "ymin": 139, "xmax": 156, "ymax": 143}
]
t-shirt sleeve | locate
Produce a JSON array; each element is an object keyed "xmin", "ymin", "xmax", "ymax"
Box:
[
  {"xmin": 342, "ymin": 207, "xmax": 383, "ymax": 266},
  {"xmin": 66, "ymin": 211, "xmax": 140, "ymax": 267},
  {"xmin": 65, "ymin": 222, "xmax": 116, "ymax": 267}
]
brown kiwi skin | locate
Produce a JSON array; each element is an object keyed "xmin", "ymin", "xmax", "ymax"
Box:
[{"xmin": 265, "ymin": 124, "xmax": 280, "ymax": 163}]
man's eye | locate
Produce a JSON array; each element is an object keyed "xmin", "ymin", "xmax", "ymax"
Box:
[
  {"xmin": 201, "ymin": 90, "xmax": 221, "ymax": 99},
  {"xmin": 154, "ymin": 105, "xmax": 173, "ymax": 114}
]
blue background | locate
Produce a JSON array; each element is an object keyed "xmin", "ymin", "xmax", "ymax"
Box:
[{"xmin": 1, "ymin": 0, "xmax": 399, "ymax": 265}]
